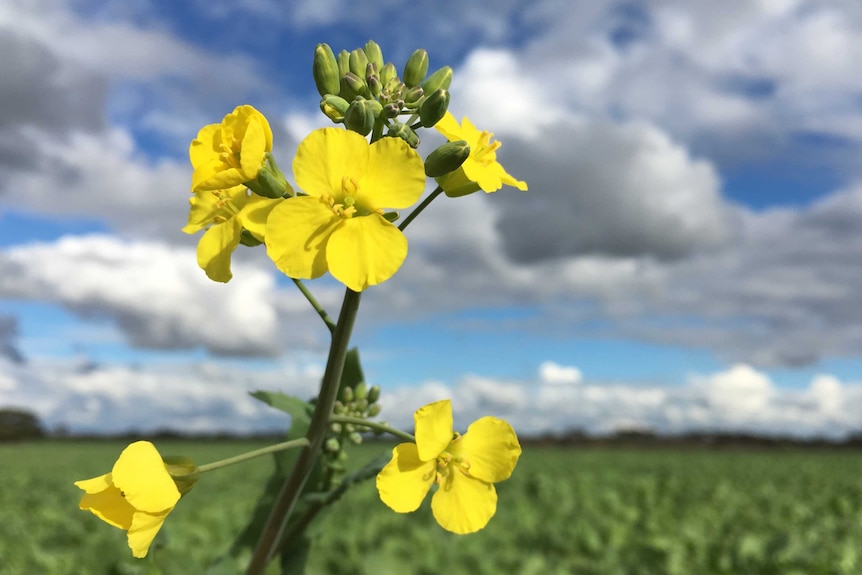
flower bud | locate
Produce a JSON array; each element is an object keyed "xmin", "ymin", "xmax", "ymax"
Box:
[
  {"xmin": 343, "ymin": 98, "xmax": 376, "ymax": 136},
  {"xmin": 340, "ymin": 72, "xmax": 367, "ymax": 101},
  {"xmin": 364, "ymin": 40, "xmax": 384, "ymax": 70},
  {"xmin": 367, "ymin": 403, "xmax": 381, "ymax": 418},
  {"xmin": 355, "ymin": 398, "xmax": 369, "ymax": 412},
  {"xmin": 402, "ymin": 49, "xmax": 429, "ymax": 88},
  {"xmin": 349, "ymin": 48, "xmax": 369, "ymax": 77},
  {"xmin": 424, "ymin": 140, "xmax": 470, "ymax": 177},
  {"xmin": 330, "ymin": 422, "xmax": 343, "ymax": 434},
  {"xmin": 419, "ymin": 89, "xmax": 450, "ymax": 128},
  {"xmin": 383, "ymin": 102, "xmax": 401, "ymax": 118},
  {"xmin": 163, "ymin": 455, "xmax": 199, "ymax": 497},
  {"xmin": 341, "ymin": 385, "xmax": 355, "ymax": 403},
  {"xmin": 403, "ymin": 85, "xmax": 424, "ymax": 108},
  {"xmin": 379, "ymin": 62, "xmax": 398, "ymax": 85},
  {"xmin": 367, "ymin": 385, "xmax": 380, "ymax": 404},
  {"xmin": 348, "ymin": 431, "xmax": 363, "ymax": 445},
  {"xmin": 320, "ymin": 94, "xmax": 349, "ymax": 122},
  {"xmin": 354, "ymin": 381, "xmax": 368, "ymax": 400},
  {"xmin": 325, "ymin": 437, "xmax": 341, "ymax": 453},
  {"xmin": 387, "ymin": 122, "xmax": 420, "ymax": 148},
  {"xmin": 337, "ymin": 50, "xmax": 350, "ymax": 77},
  {"xmin": 421, "ymin": 66, "xmax": 453, "ymax": 94},
  {"xmin": 313, "ymin": 43, "xmax": 340, "ymax": 97},
  {"xmin": 367, "ymin": 74, "xmax": 382, "ymax": 98}
]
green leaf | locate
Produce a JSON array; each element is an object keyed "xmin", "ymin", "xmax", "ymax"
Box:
[
  {"xmin": 250, "ymin": 390, "xmax": 313, "ymax": 423},
  {"xmin": 338, "ymin": 348, "xmax": 365, "ymax": 395}
]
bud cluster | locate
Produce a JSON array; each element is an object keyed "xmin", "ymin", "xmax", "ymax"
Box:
[
  {"xmin": 319, "ymin": 381, "xmax": 384, "ymax": 481},
  {"xmin": 314, "ymin": 41, "xmax": 453, "ymax": 148}
]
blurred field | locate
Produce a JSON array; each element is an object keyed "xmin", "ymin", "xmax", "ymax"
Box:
[{"xmin": 3, "ymin": 440, "xmax": 862, "ymax": 574}]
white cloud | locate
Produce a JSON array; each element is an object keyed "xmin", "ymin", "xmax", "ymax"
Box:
[{"xmin": 539, "ymin": 361, "xmax": 583, "ymax": 385}]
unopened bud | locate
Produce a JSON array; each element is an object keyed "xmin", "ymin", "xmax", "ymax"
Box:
[
  {"xmin": 419, "ymin": 89, "xmax": 450, "ymax": 128},
  {"xmin": 364, "ymin": 40, "xmax": 384, "ymax": 70},
  {"xmin": 313, "ymin": 43, "xmax": 340, "ymax": 97},
  {"xmin": 367, "ymin": 385, "xmax": 380, "ymax": 404},
  {"xmin": 403, "ymin": 85, "xmax": 424, "ymax": 107},
  {"xmin": 379, "ymin": 62, "xmax": 398, "ymax": 85},
  {"xmin": 340, "ymin": 72, "xmax": 367, "ymax": 101},
  {"xmin": 343, "ymin": 98, "xmax": 376, "ymax": 136},
  {"xmin": 337, "ymin": 50, "xmax": 350, "ymax": 77},
  {"xmin": 330, "ymin": 422, "xmax": 342, "ymax": 434},
  {"xmin": 320, "ymin": 94, "xmax": 349, "ymax": 122},
  {"xmin": 349, "ymin": 48, "xmax": 368, "ymax": 77},
  {"xmin": 387, "ymin": 122, "xmax": 420, "ymax": 148},
  {"xmin": 349, "ymin": 432, "xmax": 363, "ymax": 445},
  {"xmin": 354, "ymin": 381, "xmax": 368, "ymax": 400},
  {"xmin": 403, "ymin": 49, "xmax": 429, "ymax": 88},
  {"xmin": 341, "ymin": 386, "xmax": 354, "ymax": 403},
  {"xmin": 424, "ymin": 140, "xmax": 470, "ymax": 177},
  {"xmin": 383, "ymin": 102, "xmax": 401, "ymax": 118},
  {"xmin": 324, "ymin": 437, "xmax": 341, "ymax": 453},
  {"xmin": 421, "ymin": 66, "xmax": 453, "ymax": 94},
  {"xmin": 355, "ymin": 398, "xmax": 369, "ymax": 412},
  {"xmin": 367, "ymin": 403, "xmax": 381, "ymax": 418}
]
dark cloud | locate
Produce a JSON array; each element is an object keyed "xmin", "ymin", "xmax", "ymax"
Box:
[{"xmin": 0, "ymin": 316, "xmax": 24, "ymax": 364}]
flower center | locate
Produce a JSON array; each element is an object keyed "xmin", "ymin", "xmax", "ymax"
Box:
[
  {"xmin": 473, "ymin": 131, "xmax": 501, "ymax": 166},
  {"xmin": 318, "ymin": 177, "xmax": 383, "ymax": 220},
  {"xmin": 209, "ymin": 189, "xmax": 244, "ymax": 223},
  {"xmin": 434, "ymin": 434, "xmax": 471, "ymax": 486}
]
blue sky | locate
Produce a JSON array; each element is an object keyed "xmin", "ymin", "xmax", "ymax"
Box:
[{"xmin": 2, "ymin": 0, "xmax": 862, "ymax": 436}]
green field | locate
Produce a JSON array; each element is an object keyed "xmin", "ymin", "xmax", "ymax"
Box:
[{"xmin": 3, "ymin": 440, "xmax": 862, "ymax": 574}]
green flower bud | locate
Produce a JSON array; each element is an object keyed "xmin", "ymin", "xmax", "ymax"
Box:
[
  {"xmin": 239, "ymin": 229, "xmax": 263, "ymax": 247},
  {"xmin": 349, "ymin": 48, "xmax": 368, "ymax": 77},
  {"xmin": 324, "ymin": 437, "xmax": 341, "ymax": 453},
  {"xmin": 333, "ymin": 400, "xmax": 345, "ymax": 414},
  {"xmin": 337, "ymin": 50, "xmax": 350, "ymax": 77},
  {"xmin": 367, "ymin": 74, "xmax": 382, "ymax": 98},
  {"xmin": 354, "ymin": 381, "xmax": 368, "ymax": 400},
  {"xmin": 367, "ymin": 385, "xmax": 380, "ymax": 404},
  {"xmin": 364, "ymin": 40, "xmax": 384, "ymax": 71},
  {"xmin": 320, "ymin": 94, "xmax": 350, "ymax": 122},
  {"xmin": 337, "ymin": 450, "xmax": 349, "ymax": 462},
  {"xmin": 367, "ymin": 403, "xmax": 381, "ymax": 418},
  {"xmin": 349, "ymin": 432, "xmax": 363, "ymax": 445},
  {"xmin": 345, "ymin": 423, "xmax": 356, "ymax": 433},
  {"xmin": 379, "ymin": 62, "xmax": 398, "ymax": 85},
  {"xmin": 421, "ymin": 66, "xmax": 453, "ymax": 94},
  {"xmin": 163, "ymin": 455, "xmax": 199, "ymax": 497},
  {"xmin": 330, "ymin": 422, "xmax": 343, "ymax": 434},
  {"xmin": 341, "ymin": 386, "xmax": 354, "ymax": 403},
  {"xmin": 419, "ymin": 88, "xmax": 450, "ymax": 128},
  {"xmin": 383, "ymin": 102, "xmax": 401, "ymax": 118},
  {"xmin": 313, "ymin": 43, "xmax": 340, "ymax": 97},
  {"xmin": 387, "ymin": 122, "xmax": 420, "ymax": 148},
  {"xmin": 403, "ymin": 85, "xmax": 424, "ymax": 108},
  {"xmin": 355, "ymin": 398, "xmax": 368, "ymax": 412},
  {"xmin": 365, "ymin": 98, "xmax": 383, "ymax": 118},
  {"xmin": 424, "ymin": 139, "xmax": 470, "ymax": 177},
  {"xmin": 340, "ymin": 72, "xmax": 367, "ymax": 101},
  {"xmin": 343, "ymin": 98, "xmax": 376, "ymax": 136},
  {"xmin": 403, "ymin": 49, "xmax": 429, "ymax": 87}
]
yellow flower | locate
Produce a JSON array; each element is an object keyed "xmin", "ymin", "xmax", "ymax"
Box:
[
  {"xmin": 190, "ymin": 105, "xmax": 273, "ymax": 192},
  {"xmin": 74, "ymin": 441, "xmax": 181, "ymax": 558},
  {"xmin": 376, "ymin": 399, "xmax": 522, "ymax": 534},
  {"xmin": 182, "ymin": 185, "xmax": 282, "ymax": 282},
  {"xmin": 265, "ymin": 128, "xmax": 425, "ymax": 292},
  {"xmin": 434, "ymin": 112, "xmax": 528, "ymax": 197}
]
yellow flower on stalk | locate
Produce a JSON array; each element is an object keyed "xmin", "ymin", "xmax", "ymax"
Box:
[
  {"xmin": 376, "ymin": 399, "xmax": 521, "ymax": 534},
  {"xmin": 74, "ymin": 441, "xmax": 181, "ymax": 558},
  {"xmin": 434, "ymin": 111, "xmax": 528, "ymax": 197},
  {"xmin": 190, "ymin": 105, "xmax": 273, "ymax": 192},
  {"xmin": 265, "ymin": 128, "xmax": 425, "ymax": 292},
  {"xmin": 183, "ymin": 185, "xmax": 282, "ymax": 282}
]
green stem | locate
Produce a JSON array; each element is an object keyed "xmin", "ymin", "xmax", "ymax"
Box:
[
  {"xmin": 246, "ymin": 288, "xmax": 362, "ymax": 575},
  {"xmin": 329, "ymin": 416, "xmax": 415, "ymax": 442},
  {"xmin": 399, "ymin": 186, "xmax": 444, "ymax": 231},
  {"xmin": 292, "ymin": 278, "xmax": 336, "ymax": 334},
  {"xmin": 194, "ymin": 439, "xmax": 310, "ymax": 474}
]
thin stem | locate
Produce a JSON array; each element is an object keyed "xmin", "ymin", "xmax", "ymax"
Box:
[
  {"xmin": 246, "ymin": 288, "xmax": 362, "ymax": 575},
  {"xmin": 292, "ymin": 278, "xmax": 336, "ymax": 334},
  {"xmin": 329, "ymin": 416, "xmax": 415, "ymax": 442},
  {"xmin": 194, "ymin": 438, "xmax": 310, "ymax": 474},
  {"xmin": 399, "ymin": 186, "xmax": 444, "ymax": 231}
]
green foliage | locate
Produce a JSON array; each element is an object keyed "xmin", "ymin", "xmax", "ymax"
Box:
[
  {"xmin": 0, "ymin": 408, "xmax": 44, "ymax": 441},
  {"xmin": 6, "ymin": 442, "xmax": 862, "ymax": 574}
]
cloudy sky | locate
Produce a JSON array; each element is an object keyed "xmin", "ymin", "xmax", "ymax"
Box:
[{"xmin": 2, "ymin": 0, "xmax": 862, "ymax": 437}]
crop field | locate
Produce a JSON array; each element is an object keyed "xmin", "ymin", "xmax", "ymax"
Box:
[{"xmin": 3, "ymin": 440, "xmax": 862, "ymax": 574}]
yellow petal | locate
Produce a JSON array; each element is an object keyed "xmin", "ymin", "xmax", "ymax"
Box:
[
  {"xmin": 452, "ymin": 417, "xmax": 522, "ymax": 483},
  {"xmin": 266, "ymin": 196, "xmax": 337, "ymax": 280},
  {"xmin": 192, "ymin": 159, "xmax": 245, "ymax": 192},
  {"xmin": 77, "ymin": 483, "xmax": 135, "ymax": 530},
  {"xmin": 459, "ymin": 116, "xmax": 485, "ymax": 146},
  {"xmin": 111, "ymin": 441, "xmax": 180, "ymax": 514},
  {"xmin": 414, "ymin": 399, "xmax": 453, "ymax": 462},
  {"xmin": 434, "ymin": 112, "xmax": 464, "ymax": 142},
  {"xmin": 74, "ymin": 473, "xmax": 113, "ymax": 494},
  {"xmin": 362, "ymin": 137, "xmax": 425, "ymax": 209},
  {"xmin": 196, "ymin": 218, "xmax": 242, "ymax": 283},
  {"xmin": 376, "ymin": 443, "xmax": 436, "ymax": 513},
  {"xmin": 127, "ymin": 509, "xmax": 171, "ymax": 558},
  {"xmin": 238, "ymin": 195, "xmax": 283, "ymax": 241},
  {"xmin": 239, "ymin": 115, "xmax": 268, "ymax": 180},
  {"xmin": 224, "ymin": 105, "xmax": 273, "ymax": 153},
  {"xmin": 326, "ymin": 215, "xmax": 408, "ymax": 291},
  {"xmin": 431, "ymin": 470, "xmax": 497, "ymax": 534},
  {"xmin": 293, "ymin": 128, "xmax": 369, "ymax": 198},
  {"xmin": 462, "ymin": 157, "xmax": 504, "ymax": 192},
  {"xmin": 189, "ymin": 123, "xmax": 221, "ymax": 169},
  {"xmin": 500, "ymin": 169, "xmax": 528, "ymax": 191}
]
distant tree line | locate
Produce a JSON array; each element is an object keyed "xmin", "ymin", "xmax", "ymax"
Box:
[{"xmin": 0, "ymin": 408, "xmax": 45, "ymax": 441}]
